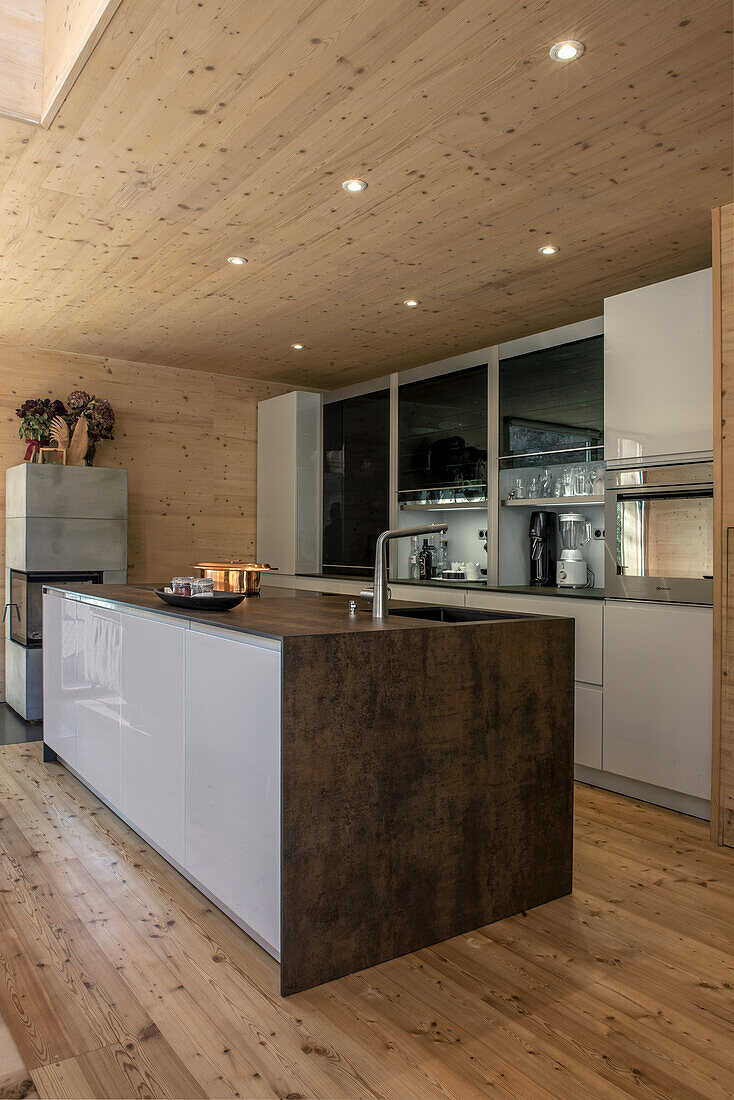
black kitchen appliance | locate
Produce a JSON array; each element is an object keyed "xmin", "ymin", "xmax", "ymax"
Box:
[{"xmin": 529, "ymin": 511, "xmax": 556, "ymax": 587}]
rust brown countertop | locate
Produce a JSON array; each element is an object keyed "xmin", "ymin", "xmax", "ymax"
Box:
[{"xmin": 44, "ymin": 582, "xmax": 553, "ymax": 640}]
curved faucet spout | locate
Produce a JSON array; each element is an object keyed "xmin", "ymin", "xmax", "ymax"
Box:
[{"xmin": 362, "ymin": 523, "xmax": 448, "ymax": 619}]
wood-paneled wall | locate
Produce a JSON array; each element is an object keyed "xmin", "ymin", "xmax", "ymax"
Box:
[
  {"xmin": 0, "ymin": 340, "xmax": 290, "ymax": 701},
  {"xmin": 42, "ymin": 0, "xmax": 124, "ymax": 125},
  {"xmin": 712, "ymin": 203, "xmax": 734, "ymax": 845},
  {"xmin": 0, "ymin": 0, "xmax": 44, "ymax": 123}
]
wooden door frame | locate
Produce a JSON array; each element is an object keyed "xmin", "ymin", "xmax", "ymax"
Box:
[{"xmin": 711, "ymin": 206, "xmax": 723, "ymax": 843}]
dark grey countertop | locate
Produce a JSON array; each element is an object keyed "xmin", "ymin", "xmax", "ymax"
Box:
[
  {"xmin": 298, "ymin": 573, "xmax": 605, "ymax": 600},
  {"xmin": 45, "ymin": 583, "xmax": 557, "ymax": 641}
]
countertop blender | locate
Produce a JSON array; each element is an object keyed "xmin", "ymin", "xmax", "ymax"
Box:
[{"xmin": 556, "ymin": 513, "xmax": 592, "ymax": 588}]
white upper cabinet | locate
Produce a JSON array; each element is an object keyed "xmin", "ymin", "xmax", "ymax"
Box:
[
  {"xmin": 604, "ymin": 269, "xmax": 713, "ymax": 464},
  {"xmin": 257, "ymin": 391, "xmax": 320, "ymax": 574}
]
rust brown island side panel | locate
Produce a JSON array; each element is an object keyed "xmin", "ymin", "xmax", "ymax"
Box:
[{"xmin": 280, "ymin": 616, "xmax": 575, "ymax": 996}]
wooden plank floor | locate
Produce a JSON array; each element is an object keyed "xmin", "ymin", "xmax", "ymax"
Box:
[
  {"xmin": 0, "ymin": 1013, "xmax": 37, "ymax": 1098},
  {"xmin": 0, "ymin": 743, "xmax": 732, "ymax": 1099}
]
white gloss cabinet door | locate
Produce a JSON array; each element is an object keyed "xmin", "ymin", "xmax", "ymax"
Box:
[
  {"xmin": 42, "ymin": 594, "xmax": 78, "ymax": 765},
  {"xmin": 120, "ymin": 614, "xmax": 185, "ymax": 865},
  {"xmin": 603, "ymin": 601, "xmax": 712, "ymax": 799},
  {"xmin": 185, "ymin": 627, "xmax": 281, "ymax": 953},
  {"xmin": 76, "ymin": 601, "xmax": 122, "ymax": 808},
  {"xmin": 574, "ymin": 683, "xmax": 602, "ymax": 770},
  {"xmin": 604, "ymin": 269, "xmax": 713, "ymax": 463}
]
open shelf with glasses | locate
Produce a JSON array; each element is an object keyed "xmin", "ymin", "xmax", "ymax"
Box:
[
  {"xmin": 401, "ymin": 500, "xmax": 488, "ymax": 512},
  {"xmin": 501, "ymin": 495, "xmax": 604, "ymax": 508}
]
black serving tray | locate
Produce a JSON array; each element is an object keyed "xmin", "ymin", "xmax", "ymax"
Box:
[{"xmin": 154, "ymin": 588, "xmax": 245, "ymax": 611}]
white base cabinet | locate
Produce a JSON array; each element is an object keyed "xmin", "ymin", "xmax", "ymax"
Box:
[
  {"xmin": 42, "ymin": 591, "xmax": 282, "ymax": 958},
  {"xmin": 120, "ymin": 613, "xmax": 186, "ymax": 866},
  {"xmin": 603, "ymin": 600, "xmax": 712, "ymax": 800},
  {"xmin": 42, "ymin": 593, "xmax": 79, "ymax": 766},
  {"xmin": 574, "ymin": 683, "xmax": 603, "ymax": 770},
  {"xmin": 185, "ymin": 625, "xmax": 281, "ymax": 954},
  {"xmin": 76, "ymin": 601, "xmax": 122, "ymax": 808}
]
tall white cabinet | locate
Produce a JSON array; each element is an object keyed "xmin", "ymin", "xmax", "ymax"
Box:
[
  {"xmin": 604, "ymin": 268, "xmax": 713, "ymax": 463},
  {"xmin": 257, "ymin": 390, "xmax": 321, "ymax": 574}
]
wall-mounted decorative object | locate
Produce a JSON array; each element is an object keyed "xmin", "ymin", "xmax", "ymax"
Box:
[
  {"xmin": 39, "ymin": 447, "xmax": 67, "ymax": 465},
  {"xmin": 16, "ymin": 392, "xmax": 115, "ymax": 466}
]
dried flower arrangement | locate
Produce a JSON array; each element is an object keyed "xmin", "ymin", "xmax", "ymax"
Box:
[{"xmin": 16, "ymin": 391, "xmax": 115, "ymax": 465}]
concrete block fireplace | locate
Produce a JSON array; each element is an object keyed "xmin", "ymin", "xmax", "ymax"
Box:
[{"xmin": 5, "ymin": 464, "xmax": 128, "ymax": 719}]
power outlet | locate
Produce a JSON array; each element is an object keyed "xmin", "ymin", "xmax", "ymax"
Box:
[
  {"xmin": 478, "ymin": 529, "xmax": 487, "ymax": 539},
  {"xmin": 593, "ymin": 527, "xmax": 605, "ymax": 541}
]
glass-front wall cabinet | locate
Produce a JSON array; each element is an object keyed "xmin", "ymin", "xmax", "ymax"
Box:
[
  {"xmin": 398, "ymin": 364, "xmax": 488, "ymax": 503},
  {"xmin": 317, "ymin": 331, "xmax": 604, "ymax": 588},
  {"xmin": 396, "ymin": 364, "xmax": 488, "ymax": 581},
  {"xmin": 498, "ymin": 335, "xmax": 605, "ymax": 587},
  {"xmin": 322, "ymin": 390, "xmax": 390, "ymax": 577}
]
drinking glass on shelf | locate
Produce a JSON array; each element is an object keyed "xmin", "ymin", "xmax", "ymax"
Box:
[
  {"xmin": 539, "ymin": 468, "xmax": 553, "ymax": 497},
  {"xmin": 561, "ymin": 468, "xmax": 574, "ymax": 496},
  {"xmin": 513, "ymin": 476, "xmax": 527, "ymax": 499},
  {"xmin": 592, "ymin": 467, "xmax": 605, "ymax": 496},
  {"xmin": 528, "ymin": 476, "xmax": 539, "ymax": 498}
]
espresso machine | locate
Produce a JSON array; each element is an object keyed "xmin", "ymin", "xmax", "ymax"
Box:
[
  {"xmin": 556, "ymin": 513, "xmax": 592, "ymax": 588},
  {"xmin": 528, "ymin": 511, "xmax": 556, "ymax": 586}
]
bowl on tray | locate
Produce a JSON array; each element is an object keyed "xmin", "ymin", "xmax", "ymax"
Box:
[{"xmin": 154, "ymin": 588, "xmax": 245, "ymax": 611}]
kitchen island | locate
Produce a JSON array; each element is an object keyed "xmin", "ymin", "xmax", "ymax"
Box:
[{"xmin": 42, "ymin": 584, "xmax": 574, "ymax": 995}]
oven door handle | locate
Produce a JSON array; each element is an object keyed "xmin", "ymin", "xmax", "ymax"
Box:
[
  {"xmin": 2, "ymin": 602, "xmax": 20, "ymax": 622},
  {"xmin": 609, "ymin": 485, "xmax": 713, "ymax": 499}
]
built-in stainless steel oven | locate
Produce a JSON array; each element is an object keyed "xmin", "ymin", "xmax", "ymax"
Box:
[{"xmin": 605, "ymin": 460, "xmax": 713, "ymax": 605}]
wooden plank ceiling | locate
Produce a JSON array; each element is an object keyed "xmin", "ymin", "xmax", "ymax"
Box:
[{"xmin": 0, "ymin": 0, "xmax": 731, "ymax": 389}]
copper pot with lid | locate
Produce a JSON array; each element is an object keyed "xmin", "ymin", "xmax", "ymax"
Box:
[{"xmin": 195, "ymin": 562, "xmax": 271, "ymax": 596}]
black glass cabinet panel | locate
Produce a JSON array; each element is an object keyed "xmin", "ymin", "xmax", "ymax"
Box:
[
  {"xmin": 322, "ymin": 390, "xmax": 390, "ymax": 575},
  {"xmin": 398, "ymin": 364, "xmax": 488, "ymax": 499},
  {"xmin": 499, "ymin": 335, "xmax": 604, "ymax": 468}
]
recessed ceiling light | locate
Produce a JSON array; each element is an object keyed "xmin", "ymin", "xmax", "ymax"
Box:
[
  {"xmin": 403, "ymin": 298, "xmax": 421, "ymax": 307},
  {"xmin": 342, "ymin": 179, "xmax": 368, "ymax": 192},
  {"xmin": 227, "ymin": 255, "xmax": 247, "ymax": 265},
  {"xmin": 291, "ymin": 343, "xmax": 304, "ymax": 350},
  {"xmin": 549, "ymin": 40, "xmax": 585, "ymax": 62},
  {"xmin": 538, "ymin": 244, "xmax": 559, "ymax": 255}
]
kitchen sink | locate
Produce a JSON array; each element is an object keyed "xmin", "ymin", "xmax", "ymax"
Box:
[{"xmin": 386, "ymin": 606, "xmax": 527, "ymax": 623}]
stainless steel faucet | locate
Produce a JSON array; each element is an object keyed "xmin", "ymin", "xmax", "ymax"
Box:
[{"xmin": 360, "ymin": 523, "xmax": 448, "ymax": 618}]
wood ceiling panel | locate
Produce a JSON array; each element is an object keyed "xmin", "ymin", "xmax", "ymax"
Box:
[{"xmin": 0, "ymin": 0, "xmax": 730, "ymax": 387}]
